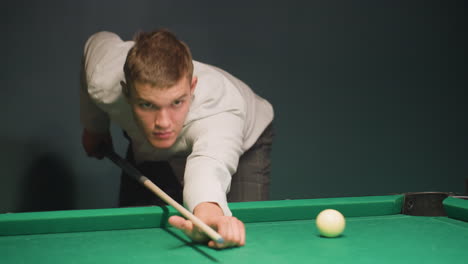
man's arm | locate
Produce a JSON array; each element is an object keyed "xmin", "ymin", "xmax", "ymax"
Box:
[
  {"xmin": 79, "ymin": 48, "xmax": 112, "ymax": 158},
  {"xmin": 80, "ymin": 31, "xmax": 135, "ymax": 157},
  {"xmin": 169, "ymin": 112, "xmax": 246, "ymax": 248}
]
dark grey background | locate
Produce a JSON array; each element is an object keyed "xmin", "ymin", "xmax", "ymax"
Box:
[{"xmin": 1, "ymin": 0, "xmax": 466, "ymax": 212}]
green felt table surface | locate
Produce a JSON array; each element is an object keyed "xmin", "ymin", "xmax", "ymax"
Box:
[{"xmin": 1, "ymin": 195, "xmax": 467, "ymax": 264}]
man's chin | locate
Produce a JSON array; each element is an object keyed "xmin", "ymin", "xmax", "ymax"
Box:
[{"xmin": 148, "ymin": 139, "xmax": 175, "ymax": 149}]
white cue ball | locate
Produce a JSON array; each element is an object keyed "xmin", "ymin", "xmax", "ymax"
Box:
[{"xmin": 316, "ymin": 209, "xmax": 346, "ymax": 238}]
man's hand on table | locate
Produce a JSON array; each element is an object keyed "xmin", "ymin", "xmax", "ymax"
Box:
[{"xmin": 168, "ymin": 202, "xmax": 246, "ymax": 249}]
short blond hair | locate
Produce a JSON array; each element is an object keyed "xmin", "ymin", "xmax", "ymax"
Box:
[{"xmin": 124, "ymin": 29, "xmax": 193, "ymax": 89}]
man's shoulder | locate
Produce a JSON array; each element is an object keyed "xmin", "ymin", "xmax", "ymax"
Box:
[
  {"xmin": 84, "ymin": 31, "xmax": 121, "ymax": 54},
  {"xmin": 83, "ymin": 31, "xmax": 133, "ymax": 103},
  {"xmin": 192, "ymin": 61, "xmax": 243, "ymax": 92},
  {"xmin": 193, "ymin": 61, "xmax": 218, "ymax": 77}
]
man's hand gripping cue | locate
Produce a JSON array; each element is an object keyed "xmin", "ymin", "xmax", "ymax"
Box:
[{"xmin": 82, "ymin": 129, "xmax": 113, "ymax": 159}]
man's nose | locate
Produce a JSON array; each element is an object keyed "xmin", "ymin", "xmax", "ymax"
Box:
[{"xmin": 154, "ymin": 109, "xmax": 170, "ymax": 129}]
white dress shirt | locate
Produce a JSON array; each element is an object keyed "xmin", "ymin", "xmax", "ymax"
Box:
[{"xmin": 80, "ymin": 32, "xmax": 274, "ymax": 216}]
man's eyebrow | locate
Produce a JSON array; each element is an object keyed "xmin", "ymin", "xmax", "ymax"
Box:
[
  {"xmin": 175, "ymin": 94, "xmax": 189, "ymax": 100},
  {"xmin": 136, "ymin": 97, "xmax": 151, "ymax": 102}
]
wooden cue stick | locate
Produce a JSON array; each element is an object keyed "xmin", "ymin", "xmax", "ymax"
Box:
[{"xmin": 104, "ymin": 150, "xmax": 224, "ymax": 244}]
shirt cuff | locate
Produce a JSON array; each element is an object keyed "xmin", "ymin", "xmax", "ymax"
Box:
[{"xmin": 184, "ymin": 192, "xmax": 232, "ymax": 217}]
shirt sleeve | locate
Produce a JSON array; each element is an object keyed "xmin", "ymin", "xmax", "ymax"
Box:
[
  {"xmin": 79, "ymin": 55, "xmax": 110, "ymax": 133},
  {"xmin": 79, "ymin": 31, "xmax": 129, "ymax": 133},
  {"xmin": 183, "ymin": 112, "xmax": 245, "ymax": 216}
]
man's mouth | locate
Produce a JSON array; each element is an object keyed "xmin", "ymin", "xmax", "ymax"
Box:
[{"xmin": 152, "ymin": 131, "xmax": 173, "ymax": 139}]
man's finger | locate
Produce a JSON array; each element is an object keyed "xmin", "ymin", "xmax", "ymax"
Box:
[
  {"xmin": 168, "ymin": 215, "xmax": 192, "ymax": 232},
  {"xmin": 239, "ymin": 220, "xmax": 246, "ymax": 246},
  {"xmin": 169, "ymin": 216, "xmax": 210, "ymax": 243},
  {"xmin": 207, "ymin": 217, "xmax": 245, "ymax": 249}
]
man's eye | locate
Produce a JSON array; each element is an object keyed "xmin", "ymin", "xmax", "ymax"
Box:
[
  {"xmin": 173, "ymin": 100, "xmax": 183, "ymax": 107},
  {"xmin": 139, "ymin": 102, "xmax": 153, "ymax": 109}
]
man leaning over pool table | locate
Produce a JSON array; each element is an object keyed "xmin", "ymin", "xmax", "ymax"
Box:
[{"xmin": 79, "ymin": 29, "xmax": 274, "ymax": 248}]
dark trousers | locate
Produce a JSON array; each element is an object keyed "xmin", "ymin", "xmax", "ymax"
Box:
[{"xmin": 119, "ymin": 123, "xmax": 274, "ymax": 207}]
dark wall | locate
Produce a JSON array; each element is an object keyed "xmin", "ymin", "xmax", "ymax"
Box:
[{"xmin": 1, "ymin": 0, "xmax": 466, "ymax": 212}]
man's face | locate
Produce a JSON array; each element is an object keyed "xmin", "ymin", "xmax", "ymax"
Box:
[{"xmin": 127, "ymin": 77, "xmax": 197, "ymax": 149}]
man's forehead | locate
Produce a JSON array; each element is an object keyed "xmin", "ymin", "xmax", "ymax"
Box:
[{"xmin": 132, "ymin": 81, "xmax": 190, "ymax": 100}]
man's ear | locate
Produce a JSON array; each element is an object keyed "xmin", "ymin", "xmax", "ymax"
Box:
[
  {"xmin": 121, "ymin": 81, "xmax": 130, "ymax": 98},
  {"xmin": 190, "ymin": 76, "xmax": 198, "ymax": 94}
]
